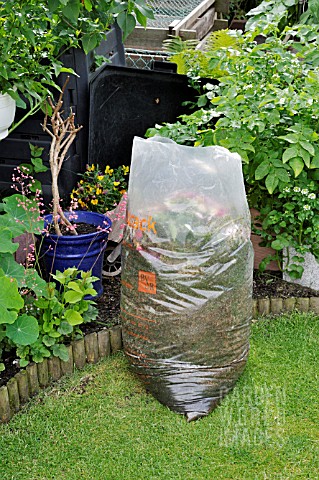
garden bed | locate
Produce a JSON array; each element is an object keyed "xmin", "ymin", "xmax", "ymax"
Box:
[{"xmin": 2, "ymin": 269, "xmax": 319, "ymax": 423}]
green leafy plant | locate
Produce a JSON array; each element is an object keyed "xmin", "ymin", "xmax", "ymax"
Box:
[
  {"xmin": 147, "ymin": 25, "xmax": 319, "ymax": 276},
  {"xmin": 245, "ymin": 0, "xmax": 319, "ymax": 33},
  {"xmin": 13, "ymin": 268, "xmax": 99, "ymax": 367},
  {"xmin": 0, "ymin": 0, "xmax": 154, "ymax": 117},
  {"xmin": 254, "ymin": 176, "xmax": 319, "ymax": 277},
  {"xmin": 71, "ymin": 164, "xmax": 129, "ymax": 213}
]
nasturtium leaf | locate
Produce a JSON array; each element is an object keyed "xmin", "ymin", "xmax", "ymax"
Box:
[
  {"xmin": 0, "ymin": 305, "xmax": 17, "ymax": 325},
  {"xmin": 6, "ymin": 315, "xmax": 39, "ymax": 346},
  {"xmin": 0, "ymin": 276, "xmax": 24, "ymax": 311},
  {"xmin": 0, "ymin": 254, "xmax": 25, "ymax": 285}
]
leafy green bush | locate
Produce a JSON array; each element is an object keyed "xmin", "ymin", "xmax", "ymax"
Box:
[{"xmin": 147, "ymin": 25, "xmax": 319, "ymax": 276}]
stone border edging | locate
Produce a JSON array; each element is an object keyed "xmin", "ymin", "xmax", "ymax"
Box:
[
  {"xmin": 253, "ymin": 296, "xmax": 319, "ymax": 317},
  {"xmin": 0, "ymin": 325, "xmax": 123, "ymax": 424}
]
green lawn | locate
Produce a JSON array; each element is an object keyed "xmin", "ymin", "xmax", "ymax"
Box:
[{"xmin": 1, "ymin": 312, "xmax": 319, "ymax": 480}]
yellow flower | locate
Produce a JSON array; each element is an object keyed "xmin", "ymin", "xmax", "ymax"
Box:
[
  {"xmin": 80, "ymin": 180, "xmax": 84, "ymax": 184},
  {"xmin": 122, "ymin": 165, "xmax": 130, "ymax": 175},
  {"xmin": 91, "ymin": 199, "xmax": 98, "ymax": 205},
  {"xmin": 96, "ymin": 188, "xmax": 102, "ymax": 195},
  {"xmin": 105, "ymin": 165, "xmax": 113, "ymax": 175},
  {"xmin": 88, "ymin": 165, "xmax": 95, "ymax": 172},
  {"xmin": 120, "ymin": 189, "xmax": 126, "ymax": 195},
  {"xmin": 113, "ymin": 181, "xmax": 120, "ymax": 187},
  {"xmin": 97, "ymin": 175, "xmax": 104, "ymax": 181}
]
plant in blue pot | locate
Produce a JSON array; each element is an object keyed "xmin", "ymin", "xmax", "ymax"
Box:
[{"xmin": 40, "ymin": 80, "xmax": 112, "ymax": 297}]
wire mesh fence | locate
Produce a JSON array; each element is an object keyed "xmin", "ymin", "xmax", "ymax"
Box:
[
  {"xmin": 125, "ymin": 49, "xmax": 170, "ymax": 70},
  {"xmin": 148, "ymin": 0, "xmax": 205, "ymax": 27}
]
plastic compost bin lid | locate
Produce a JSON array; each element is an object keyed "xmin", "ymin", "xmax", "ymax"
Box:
[{"xmin": 88, "ymin": 64, "xmax": 200, "ymax": 171}]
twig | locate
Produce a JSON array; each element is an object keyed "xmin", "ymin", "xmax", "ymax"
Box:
[{"xmin": 42, "ymin": 77, "xmax": 83, "ymax": 236}]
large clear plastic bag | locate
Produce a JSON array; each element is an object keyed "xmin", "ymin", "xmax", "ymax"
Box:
[{"xmin": 120, "ymin": 136, "xmax": 254, "ymax": 421}]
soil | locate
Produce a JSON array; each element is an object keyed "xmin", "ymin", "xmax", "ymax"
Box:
[{"xmin": 1, "ymin": 270, "xmax": 318, "ymax": 388}]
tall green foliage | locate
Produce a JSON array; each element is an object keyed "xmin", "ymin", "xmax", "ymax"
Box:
[{"xmin": 147, "ymin": 25, "xmax": 319, "ymax": 276}]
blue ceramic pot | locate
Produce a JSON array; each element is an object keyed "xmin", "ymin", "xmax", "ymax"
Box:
[{"xmin": 40, "ymin": 211, "xmax": 112, "ymax": 297}]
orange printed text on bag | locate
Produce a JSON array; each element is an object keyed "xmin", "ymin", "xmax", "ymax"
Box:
[{"xmin": 127, "ymin": 212, "xmax": 157, "ymax": 234}]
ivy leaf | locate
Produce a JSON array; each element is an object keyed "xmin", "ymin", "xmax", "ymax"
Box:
[
  {"xmin": 31, "ymin": 156, "xmax": 48, "ymax": 173},
  {"xmin": 289, "ymin": 157, "xmax": 304, "ymax": 177},
  {"xmin": 6, "ymin": 315, "xmax": 39, "ymax": 346}
]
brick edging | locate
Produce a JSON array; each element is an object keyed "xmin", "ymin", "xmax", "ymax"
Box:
[
  {"xmin": 0, "ymin": 325, "xmax": 123, "ymax": 424},
  {"xmin": 253, "ymin": 296, "xmax": 319, "ymax": 317}
]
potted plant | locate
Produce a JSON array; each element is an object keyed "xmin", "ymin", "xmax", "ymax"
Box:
[
  {"xmin": 70, "ymin": 164, "xmax": 129, "ymax": 276},
  {"xmin": 39, "ymin": 82, "xmax": 112, "ymax": 297},
  {"xmin": 147, "ymin": 23, "xmax": 319, "ymax": 280}
]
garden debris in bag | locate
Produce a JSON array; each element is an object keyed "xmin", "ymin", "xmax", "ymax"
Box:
[{"xmin": 120, "ymin": 136, "xmax": 254, "ymax": 421}]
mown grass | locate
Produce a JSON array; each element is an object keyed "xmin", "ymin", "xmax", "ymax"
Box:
[{"xmin": 1, "ymin": 312, "xmax": 319, "ymax": 480}]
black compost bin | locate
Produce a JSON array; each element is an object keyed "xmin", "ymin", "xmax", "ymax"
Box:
[
  {"xmin": 88, "ymin": 64, "xmax": 199, "ymax": 170},
  {"xmin": 0, "ymin": 23, "xmax": 125, "ymax": 206}
]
